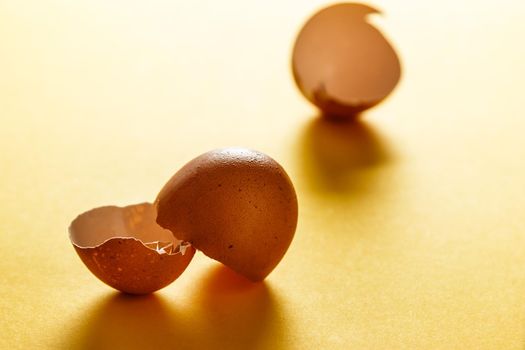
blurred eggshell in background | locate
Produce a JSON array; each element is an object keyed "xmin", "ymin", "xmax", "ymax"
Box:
[
  {"xmin": 69, "ymin": 202, "xmax": 195, "ymax": 294},
  {"xmin": 292, "ymin": 3, "xmax": 401, "ymax": 117},
  {"xmin": 155, "ymin": 148, "xmax": 298, "ymax": 282}
]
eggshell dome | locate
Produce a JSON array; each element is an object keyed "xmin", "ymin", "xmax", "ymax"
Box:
[{"xmin": 155, "ymin": 148, "xmax": 298, "ymax": 281}]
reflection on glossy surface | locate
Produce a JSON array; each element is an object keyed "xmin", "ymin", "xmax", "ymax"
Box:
[
  {"xmin": 297, "ymin": 115, "xmax": 391, "ymax": 196},
  {"xmin": 63, "ymin": 265, "xmax": 282, "ymax": 350}
]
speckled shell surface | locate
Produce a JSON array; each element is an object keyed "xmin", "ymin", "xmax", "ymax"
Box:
[{"xmin": 155, "ymin": 148, "xmax": 298, "ymax": 281}]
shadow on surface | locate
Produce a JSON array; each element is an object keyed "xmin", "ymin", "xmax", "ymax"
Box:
[
  {"xmin": 192, "ymin": 265, "xmax": 281, "ymax": 348},
  {"xmin": 64, "ymin": 265, "xmax": 283, "ymax": 350},
  {"xmin": 297, "ymin": 114, "xmax": 392, "ymax": 196},
  {"xmin": 70, "ymin": 293, "xmax": 175, "ymax": 350}
]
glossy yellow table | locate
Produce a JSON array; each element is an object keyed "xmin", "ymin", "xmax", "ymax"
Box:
[{"xmin": 1, "ymin": 1, "xmax": 525, "ymax": 349}]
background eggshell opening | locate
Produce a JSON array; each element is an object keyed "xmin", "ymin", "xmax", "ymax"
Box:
[{"xmin": 292, "ymin": 3, "xmax": 401, "ymax": 116}]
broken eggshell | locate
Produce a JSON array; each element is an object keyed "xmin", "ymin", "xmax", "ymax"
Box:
[
  {"xmin": 155, "ymin": 148, "xmax": 298, "ymax": 282},
  {"xmin": 291, "ymin": 3, "xmax": 401, "ymax": 117},
  {"xmin": 69, "ymin": 202, "xmax": 195, "ymax": 294}
]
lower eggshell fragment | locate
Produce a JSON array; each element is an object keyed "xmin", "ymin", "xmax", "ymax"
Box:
[{"xmin": 69, "ymin": 203, "xmax": 194, "ymax": 294}]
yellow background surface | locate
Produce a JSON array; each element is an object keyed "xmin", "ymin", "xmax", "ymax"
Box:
[{"xmin": 1, "ymin": 0, "xmax": 525, "ymax": 349}]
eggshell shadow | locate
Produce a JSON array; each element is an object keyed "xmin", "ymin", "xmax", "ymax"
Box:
[
  {"xmin": 296, "ymin": 115, "xmax": 392, "ymax": 196},
  {"xmin": 62, "ymin": 293, "xmax": 178, "ymax": 350},
  {"xmin": 61, "ymin": 266, "xmax": 285, "ymax": 350},
  {"xmin": 189, "ymin": 265, "xmax": 284, "ymax": 349}
]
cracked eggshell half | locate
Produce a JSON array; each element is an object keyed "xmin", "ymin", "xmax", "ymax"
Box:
[
  {"xmin": 69, "ymin": 202, "xmax": 195, "ymax": 294},
  {"xmin": 155, "ymin": 148, "xmax": 298, "ymax": 282},
  {"xmin": 292, "ymin": 3, "xmax": 401, "ymax": 117}
]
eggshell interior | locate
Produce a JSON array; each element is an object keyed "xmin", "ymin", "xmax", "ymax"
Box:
[
  {"xmin": 69, "ymin": 202, "xmax": 195, "ymax": 294},
  {"xmin": 292, "ymin": 3, "xmax": 401, "ymax": 116},
  {"xmin": 155, "ymin": 148, "xmax": 298, "ymax": 281}
]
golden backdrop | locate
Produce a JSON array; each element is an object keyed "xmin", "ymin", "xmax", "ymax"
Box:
[{"xmin": 1, "ymin": 0, "xmax": 525, "ymax": 349}]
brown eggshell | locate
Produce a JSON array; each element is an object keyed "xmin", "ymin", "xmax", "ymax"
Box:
[
  {"xmin": 69, "ymin": 202, "xmax": 195, "ymax": 294},
  {"xmin": 155, "ymin": 148, "xmax": 298, "ymax": 281},
  {"xmin": 292, "ymin": 3, "xmax": 401, "ymax": 117}
]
